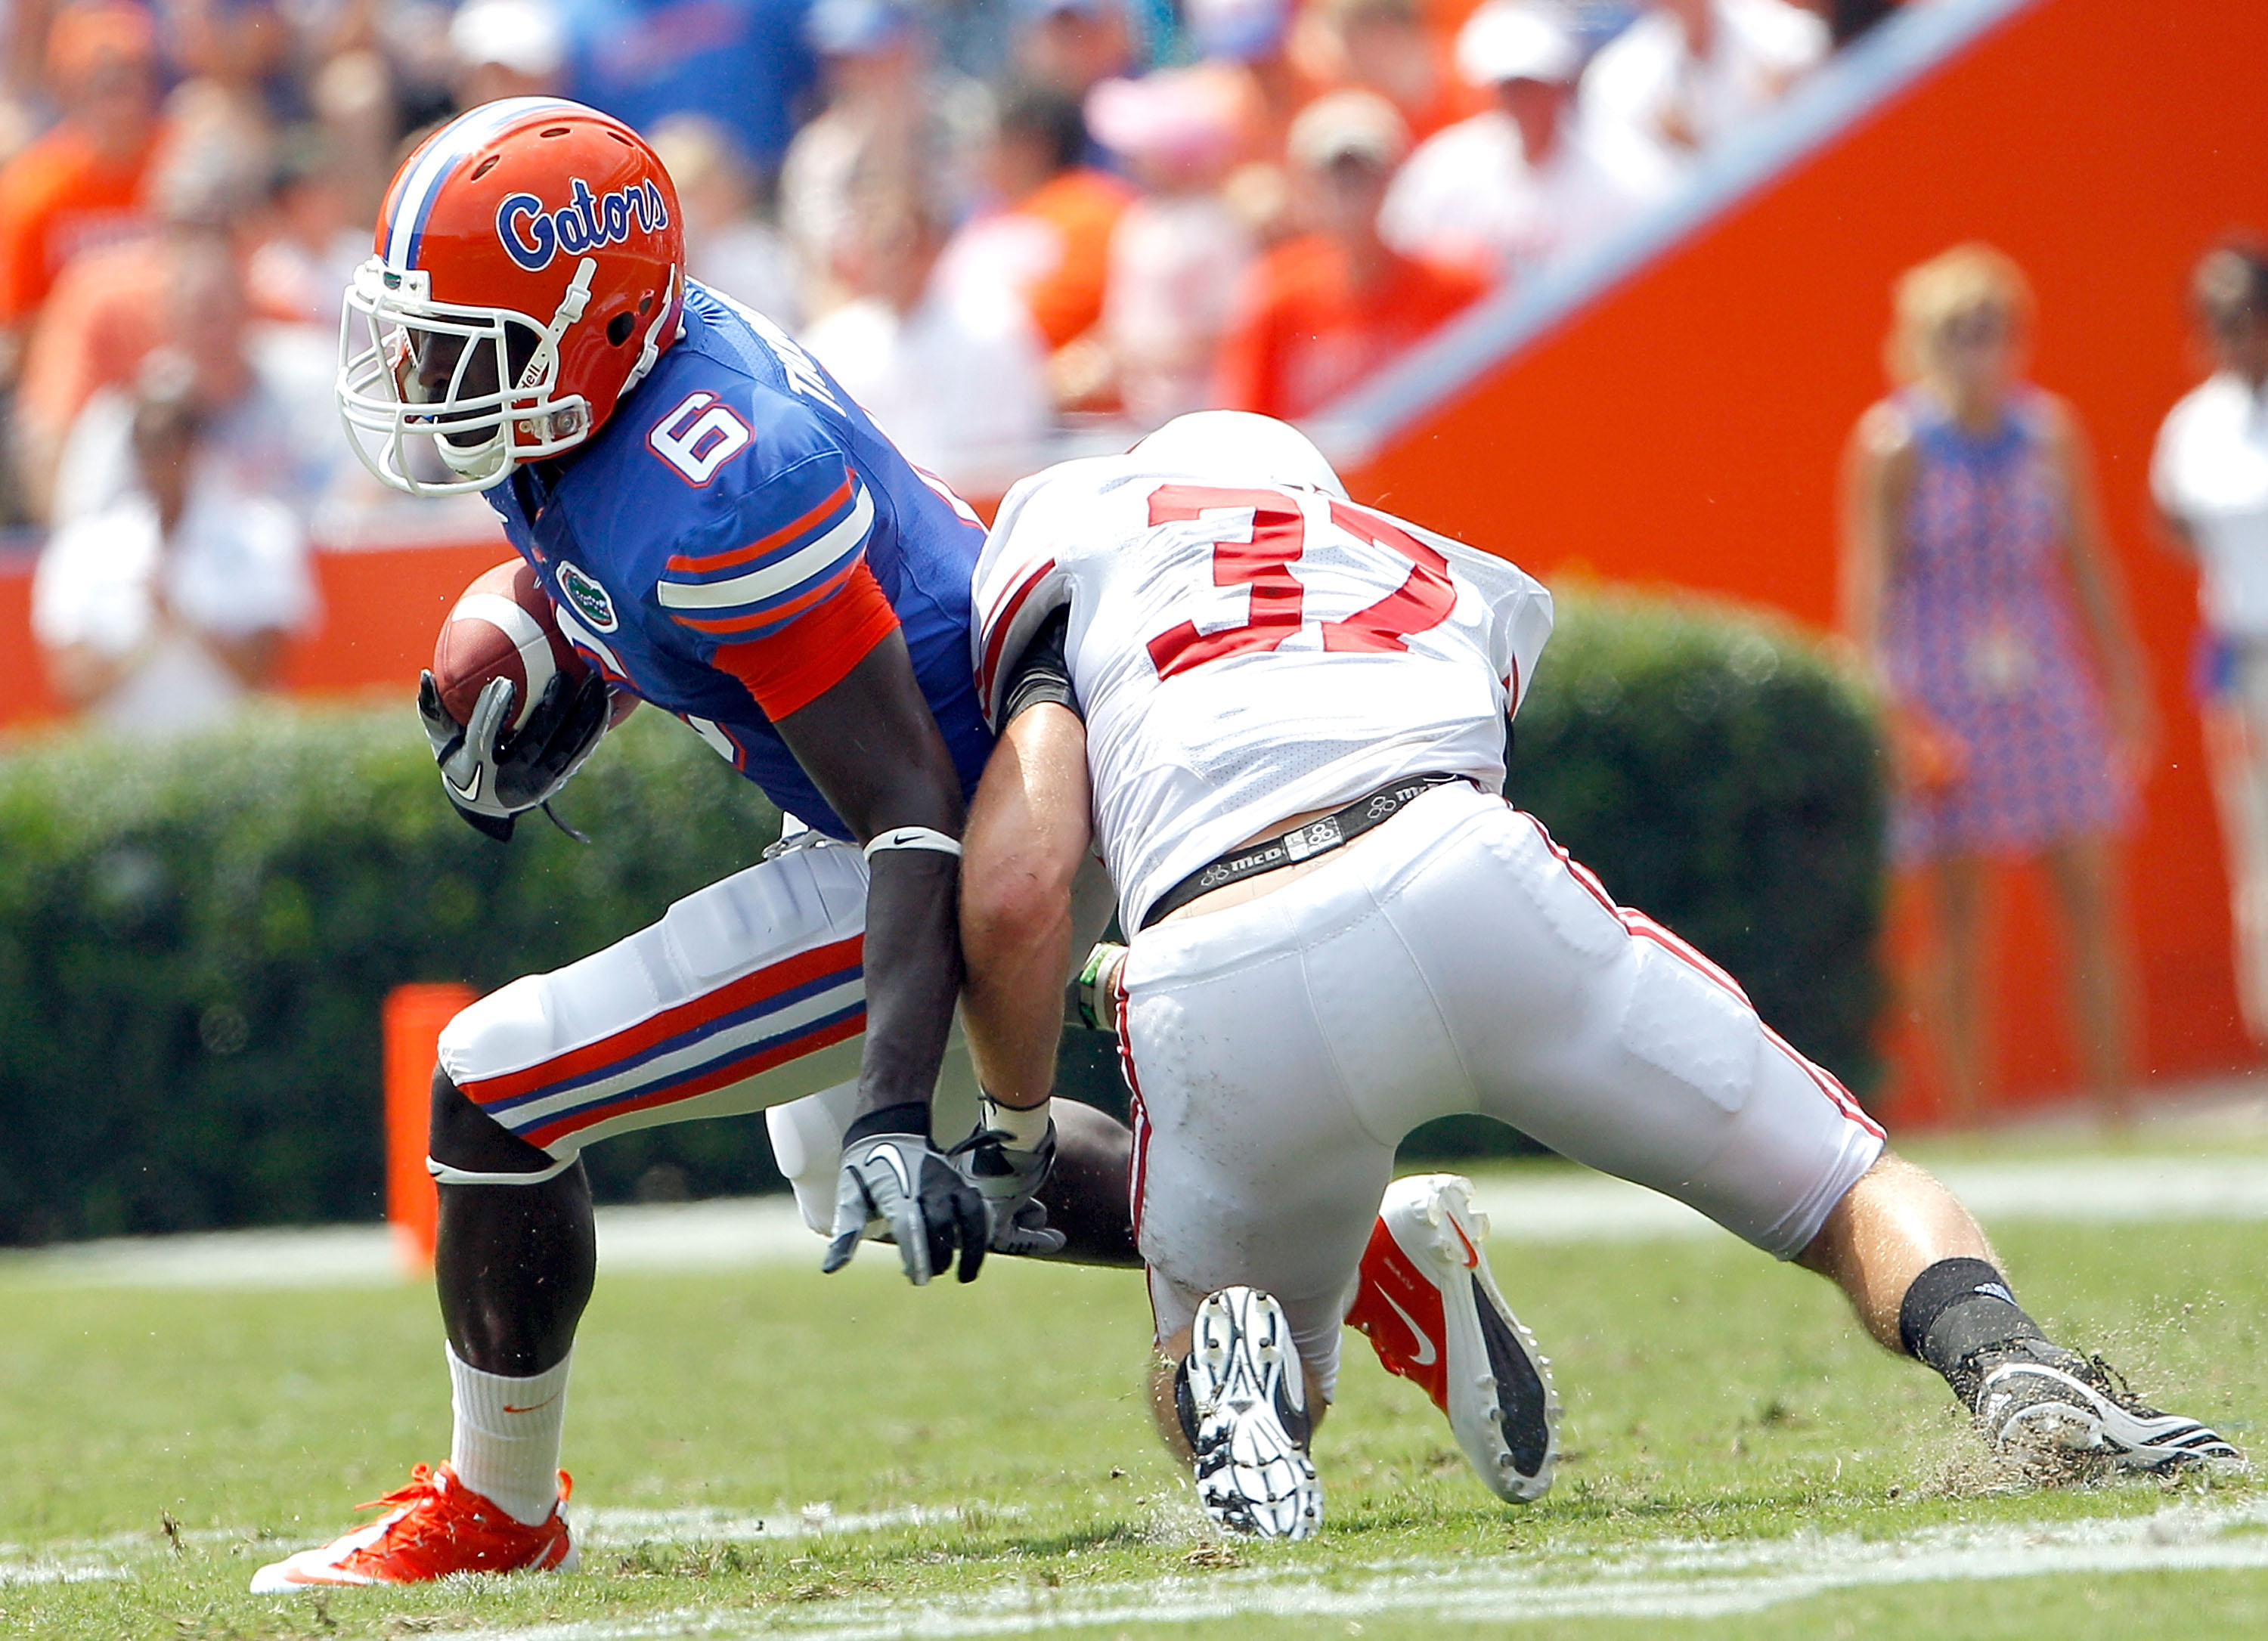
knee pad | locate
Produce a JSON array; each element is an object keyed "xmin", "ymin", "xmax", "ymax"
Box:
[{"xmin": 766, "ymin": 1082, "xmax": 861, "ymax": 1236}]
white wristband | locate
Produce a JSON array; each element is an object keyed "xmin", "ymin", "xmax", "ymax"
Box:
[{"xmin": 863, "ymin": 826, "xmax": 963, "ymax": 859}]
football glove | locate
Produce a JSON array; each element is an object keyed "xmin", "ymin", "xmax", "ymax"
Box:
[
  {"xmin": 823, "ymin": 1122, "xmax": 990, "ymax": 1285},
  {"xmin": 949, "ymin": 1116, "xmax": 1067, "ymax": 1259},
  {"xmin": 417, "ymin": 667, "xmax": 610, "ymax": 842}
]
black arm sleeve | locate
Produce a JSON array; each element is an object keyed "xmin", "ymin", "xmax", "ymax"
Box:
[{"xmin": 1000, "ymin": 605, "xmax": 1081, "ymax": 726}]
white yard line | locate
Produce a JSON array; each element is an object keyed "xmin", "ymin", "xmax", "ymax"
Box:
[
  {"xmin": 8, "ymin": 1155, "xmax": 2268, "ymax": 1290},
  {"xmin": 578, "ymin": 1503, "xmax": 1008, "ymax": 1550},
  {"xmin": 462, "ymin": 1497, "xmax": 2268, "ymax": 1639}
]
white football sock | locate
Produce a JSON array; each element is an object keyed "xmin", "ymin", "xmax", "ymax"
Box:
[
  {"xmin": 447, "ymin": 1345, "xmax": 572, "ymax": 1526},
  {"xmin": 981, "ymin": 1093, "xmax": 1052, "ymax": 1150}
]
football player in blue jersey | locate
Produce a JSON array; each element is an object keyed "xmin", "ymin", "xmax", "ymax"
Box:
[{"xmin": 254, "ymin": 98, "xmax": 1132, "ymax": 1590}]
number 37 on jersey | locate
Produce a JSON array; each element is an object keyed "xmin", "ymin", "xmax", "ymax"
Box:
[{"xmin": 971, "ymin": 466, "xmax": 1556, "ymax": 729}]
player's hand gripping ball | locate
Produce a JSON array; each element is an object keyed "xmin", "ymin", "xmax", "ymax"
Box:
[{"xmin": 420, "ymin": 560, "xmax": 613, "ymax": 841}]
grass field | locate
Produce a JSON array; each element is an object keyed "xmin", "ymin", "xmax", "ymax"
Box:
[{"xmin": 0, "ymin": 1147, "xmax": 2261, "ymax": 1639}]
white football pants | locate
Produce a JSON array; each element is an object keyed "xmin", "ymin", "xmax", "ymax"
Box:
[
  {"xmin": 433, "ymin": 833, "xmax": 1115, "ymax": 1232},
  {"xmin": 433, "ymin": 838, "xmax": 965, "ymax": 1204},
  {"xmin": 1120, "ymin": 782, "xmax": 1885, "ymax": 1395}
]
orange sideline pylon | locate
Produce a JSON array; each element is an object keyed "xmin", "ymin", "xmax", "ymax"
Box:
[{"xmin": 383, "ymin": 983, "xmax": 477, "ymax": 1274}]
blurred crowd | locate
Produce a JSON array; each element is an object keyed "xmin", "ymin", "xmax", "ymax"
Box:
[{"xmin": 0, "ymin": 0, "xmax": 1904, "ymax": 729}]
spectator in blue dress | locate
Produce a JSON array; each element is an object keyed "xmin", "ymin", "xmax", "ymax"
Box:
[
  {"xmin": 1841, "ymin": 243, "xmax": 2152, "ymax": 1126},
  {"xmin": 554, "ymin": 0, "xmax": 818, "ymax": 175}
]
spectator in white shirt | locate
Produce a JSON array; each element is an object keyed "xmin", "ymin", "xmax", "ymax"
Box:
[
  {"xmin": 800, "ymin": 176, "xmax": 1050, "ymax": 493},
  {"xmin": 2154, "ymin": 243, "xmax": 2268, "ymax": 1037},
  {"xmin": 1381, "ymin": 0, "xmax": 1670, "ymax": 283},
  {"xmin": 1582, "ymin": 0, "xmax": 1826, "ymax": 181},
  {"xmin": 49, "ymin": 230, "xmax": 331, "ymax": 529},
  {"xmin": 781, "ymin": 0, "xmax": 991, "ymax": 321},
  {"xmin": 34, "ymin": 377, "xmax": 317, "ymax": 738},
  {"xmin": 650, "ymin": 115, "xmax": 805, "ymax": 333}
]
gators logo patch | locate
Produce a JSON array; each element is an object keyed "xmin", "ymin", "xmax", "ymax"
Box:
[{"xmin": 557, "ymin": 562, "xmax": 618, "ymax": 633}]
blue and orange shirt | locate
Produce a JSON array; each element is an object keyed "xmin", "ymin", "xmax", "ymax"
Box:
[{"xmin": 487, "ymin": 281, "xmax": 996, "ymax": 839}]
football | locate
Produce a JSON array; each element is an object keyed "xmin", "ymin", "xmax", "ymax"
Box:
[{"xmin": 432, "ymin": 559, "xmax": 589, "ymax": 731}]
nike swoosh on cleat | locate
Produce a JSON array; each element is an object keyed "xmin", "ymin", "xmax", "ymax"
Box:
[
  {"xmin": 1448, "ymin": 1220, "xmax": 1480, "ymax": 1269},
  {"xmin": 445, "ymin": 767, "xmax": 482, "ymax": 803},
  {"xmin": 1380, "ymin": 1291, "xmax": 1438, "ymax": 1367}
]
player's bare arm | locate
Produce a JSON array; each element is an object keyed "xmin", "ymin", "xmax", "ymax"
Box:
[
  {"xmin": 952, "ymin": 636, "xmax": 1141, "ymax": 1268},
  {"xmin": 960, "ymin": 700, "xmax": 1092, "ymax": 1108},
  {"xmin": 775, "ymin": 632, "xmax": 965, "ymax": 1123},
  {"xmin": 777, "ymin": 635, "xmax": 994, "ymax": 1286}
]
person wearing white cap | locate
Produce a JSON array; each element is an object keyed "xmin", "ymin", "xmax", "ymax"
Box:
[
  {"xmin": 449, "ymin": 0, "xmax": 569, "ymax": 107},
  {"xmin": 1580, "ymin": 0, "xmax": 1827, "ymax": 183},
  {"xmin": 1380, "ymin": 0, "xmax": 1669, "ymax": 284}
]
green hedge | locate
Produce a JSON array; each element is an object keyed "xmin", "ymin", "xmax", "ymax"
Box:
[
  {"xmin": 1504, "ymin": 592, "xmax": 1886, "ymax": 1087},
  {"xmin": 0, "ymin": 589, "xmax": 1885, "ymax": 1243},
  {"xmin": 0, "ymin": 707, "xmax": 785, "ymax": 1243}
]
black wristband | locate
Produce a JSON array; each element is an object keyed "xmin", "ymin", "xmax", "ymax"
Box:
[{"xmin": 843, "ymin": 1101, "xmax": 931, "ymax": 1145}]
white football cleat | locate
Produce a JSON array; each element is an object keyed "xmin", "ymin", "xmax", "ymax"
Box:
[
  {"xmin": 1345, "ymin": 1172, "xmax": 1559, "ymax": 1503},
  {"xmin": 1975, "ymin": 1342, "xmax": 2248, "ymax": 1473},
  {"xmin": 1179, "ymin": 1286, "xmax": 1323, "ymax": 1540}
]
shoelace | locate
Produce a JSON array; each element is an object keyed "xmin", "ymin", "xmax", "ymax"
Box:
[
  {"xmin": 2074, "ymin": 1352, "xmax": 2162, "ymax": 1416},
  {"xmin": 342, "ymin": 1466, "xmax": 463, "ymax": 1564},
  {"xmin": 345, "ymin": 1466, "xmax": 560, "ymax": 1563},
  {"xmin": 356, "ymin": 1463, "xmax": 446, "ymax": 1518}
]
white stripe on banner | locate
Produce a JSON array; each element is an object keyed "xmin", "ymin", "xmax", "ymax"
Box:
[
  {"xmin": 384, "ymin": 97, "xmax": 579, "ymax": 270},
  {"xmin": 656, "ymin": 485, "xmax": 875, "ymax": 613}
]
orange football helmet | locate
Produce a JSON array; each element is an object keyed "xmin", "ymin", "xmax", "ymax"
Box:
[{"xmin": 339, "ymin": 98, "xmax": 687, "ymax": 495}]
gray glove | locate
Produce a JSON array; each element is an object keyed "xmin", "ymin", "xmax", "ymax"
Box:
[
  {"xmin": 823, "ymin": 1118, "xmax": 990, "ymax": 1285},
  {"xmin": 417, "ymin": 668, "xmax": 610, "ymax": 842},
  {"xmin": 950, "ymin": 1117, "xmax": 1067, "ymax": 1258}
]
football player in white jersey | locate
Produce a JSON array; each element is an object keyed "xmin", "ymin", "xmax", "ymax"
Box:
[{"xmin": 950, "ymin": 411, "xmax": 2242, "ymax": 1537}]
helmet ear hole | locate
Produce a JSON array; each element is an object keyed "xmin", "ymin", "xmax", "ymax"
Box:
[{"xmin": 606, "ymin": 311, "xmax": 635, "ymax": 345}]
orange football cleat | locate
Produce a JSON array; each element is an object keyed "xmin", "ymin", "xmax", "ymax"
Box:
[{"xmin": 249, "ymin": 1463, "xmax": 575, "ymax": 1592}]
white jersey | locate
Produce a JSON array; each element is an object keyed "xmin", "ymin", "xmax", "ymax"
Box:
[{"xmin": 971, "ymin": 454, "xmax": 1554, "ymax": 930}]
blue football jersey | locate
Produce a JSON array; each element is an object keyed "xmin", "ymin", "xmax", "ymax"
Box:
[{"xmin": 482, "ymin": 282, "xmax": 996, "ymax": 841}]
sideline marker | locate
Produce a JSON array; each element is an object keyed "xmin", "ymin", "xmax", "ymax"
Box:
[{"xmin": 384, "ymin": 983, "xmax": 477, "ymax": 1274}]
